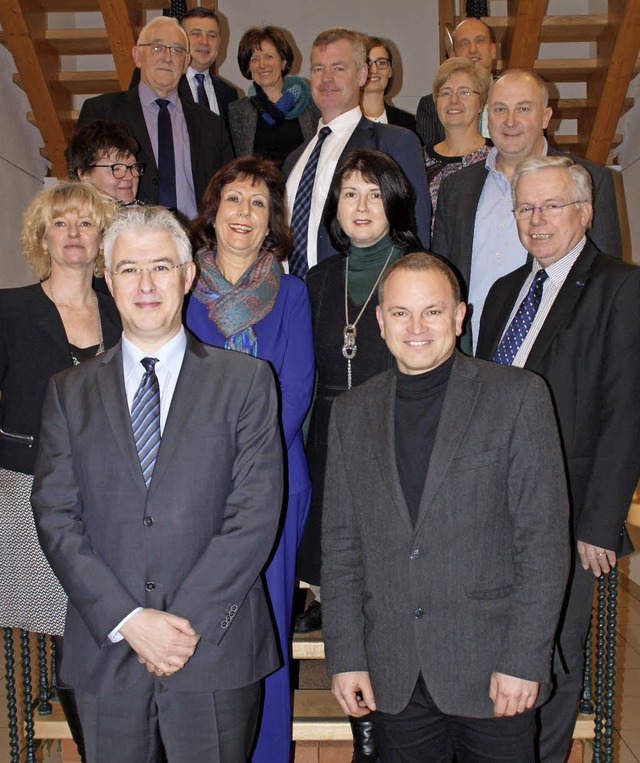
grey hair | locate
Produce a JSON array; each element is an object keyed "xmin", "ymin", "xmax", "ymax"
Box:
[
  {"xmin": 511, "ymin": 155, "xmax": 593, "ymax": 208},
  {"xmin": 103, "ymin": 206, "xmax": 193, "ymax": 269},
  {"xmin": 311, "ymin": 28, "xmax": 367, "ymax": 71},
  {"xmin": 491, "ymin": 69, "xmax": 550, "ymax": 108},
  {"xmin": 137, "ymin": 15, "xmax": 188, "ymax": 48}
]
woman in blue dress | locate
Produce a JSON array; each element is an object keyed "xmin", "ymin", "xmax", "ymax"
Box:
[{"xmin": 186, "ymin": 156, "xmax": 314, "ymax": 762}]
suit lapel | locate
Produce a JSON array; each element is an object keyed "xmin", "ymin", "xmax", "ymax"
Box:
[
  {"xmin": 477, "ymin": 267, "xmax": 529, "ymax": 359},
  {"xmin": 525, "ymin": 242, "xmax": 596, "ymax": 369},
  {"xmin": 366, "ymin": 372, "xmax": 414, "ymax": 532},
  {"xmin": 97, "ymin": 344, "xmax": 147, "ymax": 488},
  {"xmin": 342, "ymin": 116, "xmax": 374, "ymax": 154},
  {"xmin": 413, "ymin": 354, "xmax": 480, "ymax": 534},
  {"xmin": 124, "ymin": 89, "xmax": 157, "ymax": 172}
]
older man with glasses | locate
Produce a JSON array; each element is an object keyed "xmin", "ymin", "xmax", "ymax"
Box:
[{"xmin": 77, "ymin": 16, "xmax": 233, "ymax": 220}]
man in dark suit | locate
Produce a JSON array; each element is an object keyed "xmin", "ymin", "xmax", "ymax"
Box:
[
  {"xmin": 32, "ymin": 206, "xmax": 283, "ymax": 762},
  {"xmin": 476, "ymin": 156, "xmax": 640, "ymax": 763},
  {"xmin": 322, "ymin": 252, "xmax": 570, "ymax": 763},
  {"xmin": 179, "ymin": 7, "xmax": 238, "ymax": 128},
  {"xmin": 432, "ymin": 70, "xmax": 621, "ymax": 353},
  {"xmin": 78, "ymin": 16, "xmax": 233, "ymax": 220},
  {"xmin": 283, "ymin": 27, "xmax": 430, "ymax": 275}
]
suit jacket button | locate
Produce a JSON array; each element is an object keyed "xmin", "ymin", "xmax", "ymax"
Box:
[
  {"xmin": 409, "ymin": 548, "xmax": 420, "ymax": 560},
  {"xmin": 413, "ymin": 607, "xmax": 424, "ymax": 619},
  {"xmin": 221, "ymin": 620, "xmax": 228, "ymax": 628},
  {"xmin": 143, "ymin": 517, "xmax": 154, "ymax": 526},
  {"xmin": 145, "ymin": 581, "xmax": 155, "ymax": 591},
  {"xmin": 152, "ymin": 179, "xmax": 158, "ymax": 185}
]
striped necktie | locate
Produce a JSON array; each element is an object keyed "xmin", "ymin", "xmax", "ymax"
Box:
[
  {"xmin": 131, "ymin": 357, "xmax": 161, "ymax": 488},
  {"xmin": 194, "ymin": 72, "xmax": 210, "ymax": 109},
  {"xmin": 289, "ymin": 126, "xmax": 332, "ymax": 278},
  {"xmin": 492, "ymin": 269, "xmax": 548, "ymax": 365}
]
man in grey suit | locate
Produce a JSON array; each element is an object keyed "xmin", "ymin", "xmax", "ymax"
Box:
[
  {"xmin": 322, "ymin": 252, "xmax": 570, "ymax": 762},
  {"xmin": 32, "ymin": 206, "xmax": 283, "ymax": 762}
]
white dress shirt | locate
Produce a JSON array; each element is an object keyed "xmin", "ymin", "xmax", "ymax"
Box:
[
  {"xmin": 186, "ymin": 66, "xmax": 221, "ymax": 115},
  {"xmin": 285, "ymin": 106, "xmax": 363, "ymax": 271}
]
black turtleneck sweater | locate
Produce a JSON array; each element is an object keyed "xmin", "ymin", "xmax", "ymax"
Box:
[{"xmin": 394, "ymin": 352, "xmax": 455, "ymax": 526}]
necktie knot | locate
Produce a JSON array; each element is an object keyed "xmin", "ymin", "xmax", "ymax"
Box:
[
  {"xmin": 156, "ymin": 98, "xmax": 170, "ymax": 111},
  {"xmin": 194, "ymin": 73, "xmax": 205, "ymax": 85},
  {"xmin": 140, "ymin": 357, "xmax": 158, "ymax": 375},
  {"xmin": 317, "ymin": 125, "xmax": 332, "ymax": 142}
]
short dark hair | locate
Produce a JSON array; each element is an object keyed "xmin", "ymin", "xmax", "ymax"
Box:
[
  {"xmin": 324, "ymin": 149, "xmax": 421, "ymax": 255},
  {"xmin": 237, "ymin": 26, "xmax": 294, "ymax": 81},
  {"xmin": 66, "ymin": 120, "xmax": 139, "ymax": 179},
  {"xmin": 378, "ymin": 251, "xmax": 463, "ymax": 306},
  {"xmin": 181, "ymin": 6, "xmax": 220, "ymax": 25},
  {"xmin": 362, "ymin": 35, "xmax": 392, "ymax": 67},
  {"xmin": 191, "ymin": 156, "xmax": 291, "ymax": 262}
]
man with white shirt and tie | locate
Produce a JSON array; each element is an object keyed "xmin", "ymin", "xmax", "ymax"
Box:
[
  {"xmin": 78, "ymin": 16, "xmax": 233, "ymax": 220},
  {"xmin": 179, "ymin": 7, "xmax": 238, "ymax": 129},
  {"xmin": 476, "ymin": 155, "xmax": 640, "ymax": 763},
  {"xmin": 32, "ymin": 206, "xmax": 283, "ymax": 762},
  {"xmin": 282, "ymin": 27, "xmax": 430, "ymax": 278}
]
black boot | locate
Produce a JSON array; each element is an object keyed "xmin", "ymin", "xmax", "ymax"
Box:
[
  {"xmin": 57, "ymin": 686, "xmax": 87, "ymax": 763},
  {"xmin": 349, "ymin": 714, "xmax": 378, "ymax": 762}
]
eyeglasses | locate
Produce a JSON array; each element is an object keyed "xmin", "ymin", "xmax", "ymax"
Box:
[
  {"xmin": 367, "ymin": 57, "xmax": 391, "ymax": 70},
  {"xmin": 512, "ymin": 201, "xmax": 587, "ymax": 219},
  {"xmin": 436, "ymin": 87, "xmax": 480, "ymax": 99},
  {"xmin": 109, "ymin": 262, "xmax": 187, "ymax": 279},
  {"xmin": 137, "ymin": 43, "xmax": 188, "ymax": 58},
  {"xmin": 88, "ymin": 162, "xmax": 145, "ymax": 179}
]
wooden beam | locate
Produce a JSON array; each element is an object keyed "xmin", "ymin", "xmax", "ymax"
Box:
[
  {"xmin": 502, "ymin": 0, "xmax": 548, "ymax": 70},
  {"xmin": 0, "ymin": 0, "xmax": 71, "ymax": 178},
  {"xmin": 583, "ymin": 0, "xmax": 640, "ymax": 165},
  {"xmin": 98, "ymin": 0, "xmax": 138, "ymax": 90},
  {"xmin": 438, "ymin": 0, "xmax": 456, "ymax": 62}
]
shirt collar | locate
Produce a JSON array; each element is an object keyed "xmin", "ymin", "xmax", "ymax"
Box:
[
  {"xmin": 122, "ymin": 326, "xmax": 187, "ymax": 380},
  {"xmin": 485, "ymin": 138, "xmax": 550, "ymax": 175},
  {"xmin": 188, "ymin": 65, "xmax": 208, "ymax": 82},
  {"xmin": 138, "ymin": 81, "xmax": 180, "ymax": 109},
  {"xmin": 532, "ymin": 235, "xmax": 587, "ymax": 286},
  {"xmin": 319, "ymin": 105, "xmax": 362, "ymax": 133}
]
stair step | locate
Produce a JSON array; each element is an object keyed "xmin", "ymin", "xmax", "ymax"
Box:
[
  {"xmin": 44, "ymin": 29, "xmax": 112, "ymax": 56},
  {"xmin": 39, "ymin": 0, "xmax": 163, "ymax": 10},
  {"xmin": 485, "ymin": 14, "xmax": 609, "ymax": 44},
  {"xmin": 14, "ymin": 70, "xmax": 119, "ymax": 95},
  {"xmin": 292, "ymin": 632, "xmax": 325, "ymax": 660},
  {"xmin": 33, "ymin": 692, "xmax": 597, "ymax": 743}
]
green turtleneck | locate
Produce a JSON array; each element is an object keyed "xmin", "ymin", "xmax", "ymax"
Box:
[{"xmin": 347, "ymin": 233, "xmax": 403, "ymax": 306}]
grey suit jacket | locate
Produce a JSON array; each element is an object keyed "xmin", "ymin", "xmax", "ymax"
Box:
[
  {"xmin": 32, "ymin": 334, "xmax": 283, "ymax": 696},
  {"xmin": 228, "ymin": 97, "xmax": 320, "ymax": 158},
  {"xmin": 77, "ymin": 87, "xmax": 234, "ymax": 208},
  {"xmin": 321, "ymin": 352, "xmax": 570, "ymax": 717},
  {"xmin": 431, "ymin": 147, "xmax": 622, "ymax": 290}
]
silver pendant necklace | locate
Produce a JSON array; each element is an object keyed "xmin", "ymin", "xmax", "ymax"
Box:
[
  {"xmin": 48, "ymin": 280, "xmax": 105, "ymax": 366},
  {"xmin": 342, "ymin": 246, "xmax": 395, "ymax": 389}
]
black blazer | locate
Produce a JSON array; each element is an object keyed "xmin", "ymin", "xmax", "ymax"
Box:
[
  {"xmin": 476, "ymin": 239, "xmax": 640, "ymax": 553},
  {"xmin": 0, "ymin": 282, "xmax": 121, "ymax": 474},
  {"xmin": 283, "ymin": 115, "xmax": 431, "ymax": 261},
  {"xmin": 432, "ymin": 148, "xmax": 622, "ymax": 290},
  {"xmin": 385, "ymin": 104, "xmax": 419, "ymax": 138},
  {"xmin": 77, "ymin": 87, "xmax": 234, "ymax": 208}
]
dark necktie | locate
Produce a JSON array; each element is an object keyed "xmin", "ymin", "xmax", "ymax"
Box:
[
  {"xmin": 131, "ymin": 357, "xmax": 161, "ymax": 488},
  {"xmin": 289, "ymin": 126, "xmax": 332, "ymax": 279},
  {"xmin": 155, "ymin": 98, "xmax": 177, "ymax": 210},
  {"xmin": 194, "ymin": 72, "xmax": 210, "ymax": 109},
  {"xmin": 492, "ymin": 269, "xmax": 549, "ymax": 366}
]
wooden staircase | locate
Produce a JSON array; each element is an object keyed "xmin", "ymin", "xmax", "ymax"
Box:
[
  {"xmin": 439, "ymin": 0, "xmax": 640, "ymax": 166},
  {"xmin": 0, "ymin": 1, "xmax": 639, "ymax": 177}
]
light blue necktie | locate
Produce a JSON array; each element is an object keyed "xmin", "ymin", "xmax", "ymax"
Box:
[
  {"xmin": 131, "ymin": 357, "xmax": 161, "ymax": 488},
  {"xmin": 289, "ymin": 126, "xmax": 332, "ymax": 278},
  {"xmin": 492, "ymin": 269, "xmax": 548, "ymax": 365}
]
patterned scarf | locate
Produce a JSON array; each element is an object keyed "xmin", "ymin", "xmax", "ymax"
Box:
[
  {"xmin": 248, "ymin": 75, "xmax": 312, "ymax": 126},
  {"xmin": 192, "ymin": 247, "xmax": 281, "ymax": 355}
]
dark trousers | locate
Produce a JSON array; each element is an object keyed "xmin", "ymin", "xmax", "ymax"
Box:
[
  {"xmin": 75, "ymin": 677, "xmax": 261, "ymax": 763},
  {"xmin": 537, "ymin": 558, "xmax": 596, "ymax": 763},
  {"xmin": 372, "ymin": 674, "xmax": 536, "ymax": 763}
]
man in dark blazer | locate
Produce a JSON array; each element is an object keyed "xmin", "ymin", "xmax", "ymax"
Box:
[
  {"xmin": 78, "ymin": 16, "xmax": 233, "ymax": 220},
  {"xmin": 432, "ymin": 70, "xmax": 621, "ymax": 353},
  {"xmin": 283, "ymin": 28, "xmax": 430, "ymax": 273},
  {"xmin": 32, "ymin": 206, "xmax": 283, "ymax": 762},
  {"xmin": 476, "ymin": 156, "xmax": 640, "ymax": 763},
  {"xmin": 178, "ymin": 7, "xmax": 238, "ymax": 128},
  {"xmin": 322, "ymin": 252, "xmax": 570, "ymax": 762}
]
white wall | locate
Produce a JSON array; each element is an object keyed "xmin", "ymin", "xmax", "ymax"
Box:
[{"xmin": 0, "ymin": 45, "xmax": 49, "ymax": 287}]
